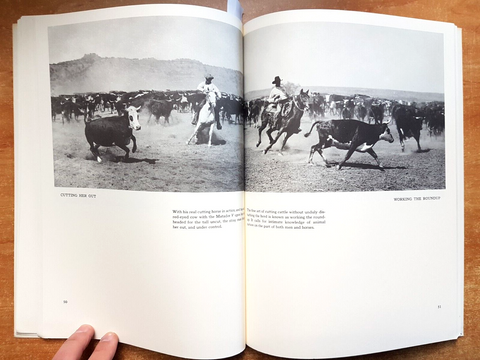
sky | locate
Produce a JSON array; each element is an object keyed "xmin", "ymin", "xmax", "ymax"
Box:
[
  {"xmin": 48, "ymin": 15, "xmax": 445, "ymax": 96},
  {"xmin": 48, "ymin": 15, "xmax": 243, "ymax": 72},
  {"xmin": 244, "ymin": 21, "xmax": 445, "ymax": 94}
]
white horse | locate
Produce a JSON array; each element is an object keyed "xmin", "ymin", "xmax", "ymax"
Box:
[{"xmin": 186, "ymin": 91, "xmax": 217, "ymax": 147}]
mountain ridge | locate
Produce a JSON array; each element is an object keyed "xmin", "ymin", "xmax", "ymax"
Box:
[{"xmin": 50, "ymin": 53, "xmax": 243, "ymax": 96}]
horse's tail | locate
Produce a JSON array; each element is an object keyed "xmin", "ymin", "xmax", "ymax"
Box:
[{"xmin": 304, "ymin": 120, "xmax": 322, "ymax": 138}]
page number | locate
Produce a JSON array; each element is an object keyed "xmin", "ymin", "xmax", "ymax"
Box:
[
  {"xmin": 438, "ymin": 305, "xmax": 442, "ymax": 309},
  {"xmin": 63, "ymin": 300, "xmax": 68, "ymax": 304}
]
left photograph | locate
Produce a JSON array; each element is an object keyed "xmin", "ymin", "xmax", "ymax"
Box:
[{"xmin": 49, "ymin": 14, "xmax": 244, "ymax": 192}]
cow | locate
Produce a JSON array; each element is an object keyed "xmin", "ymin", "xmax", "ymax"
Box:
[
  {"xmin": 218, "ymin": 96, "xmax": 244, "ymax": 125},
  {"xmin": 247, "ymin": 98, "xmax": 265, "ymax": 127},
  {"xmin": 354, "ymin": 103, "xmax": 367, "ymax": 121},
  {"xmin": 423, "ymin": 102, "xmax": 445, "ymax": 136},
  {"xmin": 304, "ymin": 119, "xmax": 394, "ymax": 170},
  {"xmin": 369, "ymin": 103, "xmax": 384, "ymax": 124},
  {"xmin": 342, "ymin": 98, "xmax": 355, "ymax": 119},
  {"xmin": 146, "ymin": 99, "xmax": 174, "ymax": 125},
  {"xmin": 187, "ymin": 92, "xmax": 205, "ymax": 114},
  {"xmin": 84, "ymin": 106, "xmax": 141, "ymax": 163},
  {"xmin": 84, "ymin": 97, "xmax": 96, "ymax": 121},
  {"xmin": 103, "ymin": 93, "xmax": 119, "ymax": 113},
  {"xmin": 114, "ymin": 96, "xmax": 127, "ymax": 115},
  {"xmin": 308, "ymin": 93, "xmax": 325, "ymax": 120},
  {"xmin": 51, "ymin": 97, "xmax": 63, "ymax": 122},
  {"xmin": 391, "ymin": 104, "xmax": 422, "ymax": 152},
  {"xmin": 178, "ymin": 94, "xmax": 190, "ymax": 113},
  {"xmin": 61, "ymin": 98, "xmax": 74, "ymax": 123}
]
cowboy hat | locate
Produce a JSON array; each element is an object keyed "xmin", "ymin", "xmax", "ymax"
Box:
[{"xmin": 272, "ymin": 76, "xmax": 282, "ymax": 84}]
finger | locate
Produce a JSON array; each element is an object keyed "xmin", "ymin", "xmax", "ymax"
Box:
[
  {"xmin": 89, "ymin": 332, "xmax": 119, "ymax": 360},
  {"xmin": 52, "ymin": 324, "xmax": 95, "ymax": 360}
]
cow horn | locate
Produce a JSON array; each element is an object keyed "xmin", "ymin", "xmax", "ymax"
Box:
[{"xmin": 136, "ymin": 106, "xmax": 141, "ymax": 111}]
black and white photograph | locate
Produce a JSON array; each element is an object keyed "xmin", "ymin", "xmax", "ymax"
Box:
[
  {"xmin": 244, "ymin": 18, "xmax": 447, "ymax": 193},
  {"xmin": 49, "ymin": 12, "xmax": 244, "ymax": 192}
]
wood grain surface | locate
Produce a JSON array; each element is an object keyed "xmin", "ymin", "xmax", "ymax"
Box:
[{"xmin": 1, "ymin": 0, "xmax": 479, "ymax": 359}]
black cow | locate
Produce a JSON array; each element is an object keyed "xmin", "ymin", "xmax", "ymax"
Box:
[
  {"xmin": 114, "ymin": 98, "xmax": 127, "ymax": 115},
  {"xmin": 51, "ymin": 97, "xmax": 63, "ymax": 122},
  {"xmin": 84, "ymin": 99, "xmax": 96, "ymax": 121},
  {"xmin": 423, "ymin": 103, "xmax": 445, "ymax": 136},
  {"xmin": 369, "ymin": 104, "xmax": 384, "ymax": 124},
  {"xmin": 354, "ymin": 103, "xmax": 367, "ymax": 121},
  {"xmin": 247, "ymin": 99, "xmax": 264, "ymax": 127},
  {"xmin": 84, "ymin": 106, "xmax": 141, "ymax": 163},
  {"xmin": 218, "ymin": 96, "xmax": 244, "ymax": 125},
  {"xmin": 304, "ymin": 119, "xmax": 394, "ymax": 170},
  {"xmin": 146, "ymin": 99, "xmax": 174, "ymax": 125},
  {"xmin": 187, "ymin": 92, "xmax": 205, "ymax": 113},
  {"xmin": 391, "ymin": 104, "xmax": 422, "ymax": 152}
]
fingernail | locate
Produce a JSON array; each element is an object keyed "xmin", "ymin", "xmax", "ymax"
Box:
[
  {"xmin": 100, "ymin": 332, "xmax": 116, "ymax": 342},
  {"xmin": 75, "ymin": 324, "xmax": 91, "ymax": 333}
]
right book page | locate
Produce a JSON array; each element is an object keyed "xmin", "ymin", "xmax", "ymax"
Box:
[{"xmin": 243, "ymin": 10, "xmax": 463, "ymax": 359}]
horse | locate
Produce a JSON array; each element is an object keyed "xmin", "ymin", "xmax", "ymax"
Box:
[
  {"xmin": 257, "ymin": 89, "xmax": 310, "ymax": 154},
  {"xmin": 186, "ymin": 91, "xmax": 218, "ymax": 147}
]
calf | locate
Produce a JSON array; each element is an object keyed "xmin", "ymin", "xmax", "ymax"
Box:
[
  {"xmin": 304, "ymin": 119, "xmax": 394, "ymax": 170},
  {"xmin": 84, "ymin": 106, "xmax": 141, "ymax": 163}
]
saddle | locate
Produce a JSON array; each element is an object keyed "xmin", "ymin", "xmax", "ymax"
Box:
[{"xmin": 280, "ymin": 99, "xmax": 293, "ymax": 118}]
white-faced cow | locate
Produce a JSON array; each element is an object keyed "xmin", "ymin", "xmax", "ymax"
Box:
[
  {"xmin": 84, "ymin": 106, "xmax": 141, "ymax": 163},
  {"xmin": 304, "ymin": 119, "xmax": 394, "ymax": 170}
]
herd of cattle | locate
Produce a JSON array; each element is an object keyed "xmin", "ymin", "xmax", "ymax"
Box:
[
  {"xmin": 51, "ymin": 88, "xmax": 445, "ymax": 168},
  {"xmin": 249, "ymin": 92, "xmax": 445, "ymax": 169},
  {"xmin": 51, "ymin": 89, "xmax": 245, "ymax": 125}
]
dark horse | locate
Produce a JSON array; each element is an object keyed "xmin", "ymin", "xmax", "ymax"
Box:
[{"xmin": 256, "ymin": 89, "xmax": 310, "ymax": 154}]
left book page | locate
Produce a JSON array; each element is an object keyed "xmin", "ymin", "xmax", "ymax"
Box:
[{"xmin": 14, "ymin": 5, "xmax": 245, "ymax": 359}]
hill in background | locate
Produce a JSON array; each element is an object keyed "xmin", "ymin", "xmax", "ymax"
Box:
[
  {"xmin": 246, "ymin": 85, "xmax": 444, "ymax": 103},
  {"xmin": 50, "ymin": 53, "xmax": 243, "ymax": 96}
]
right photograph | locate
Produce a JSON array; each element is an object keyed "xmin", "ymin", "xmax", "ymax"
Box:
[{"xmin": 244, "ymin": 17, "xmax": 446, "ymax": 193}]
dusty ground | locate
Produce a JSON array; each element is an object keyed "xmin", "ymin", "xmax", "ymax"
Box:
[
  {"xmin": 52, "ymin": 111, "xmax": 244, "ymax": 192},
  {"xmin": 245, "ymin": 113, "xmax": 446, "ymax": 193},
  {"xmin": 53, "ymin": 109, "xmax": 445, "ymax": 193}
]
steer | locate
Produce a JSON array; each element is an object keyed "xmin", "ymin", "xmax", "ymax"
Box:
[
  {"xmin": 304, "ymin": 119, "xmax": 394, "ymax": 170},
  {"xmin": 85, "ymin": 106, "xmax": 141, "ymax": 163}
]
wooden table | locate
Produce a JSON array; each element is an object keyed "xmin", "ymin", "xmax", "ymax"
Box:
[{"xmin": 1, "ymin": 0, "xmax": 479, "ymax": 359}]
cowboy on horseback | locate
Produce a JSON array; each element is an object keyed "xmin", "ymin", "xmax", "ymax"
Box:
[
  {"xmin": 192, "ymin": 73, "xmax": 222, "ymax": 129},
  {"xmin": 268, "ymin": 76, "xmax": 289, "ymax": 129}
]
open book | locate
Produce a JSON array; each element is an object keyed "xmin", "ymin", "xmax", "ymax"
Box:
[{"xmin": 14, "ymin": 3, "xmax": 464, "ymax": 359}]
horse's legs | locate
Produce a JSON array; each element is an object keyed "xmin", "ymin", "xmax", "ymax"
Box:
[
  {"xmin": 186, "ymin": 123, "xmax": 202, "ymax": 145},
  {"xmin": 264, "ymin": 128, "xmax": 285, "ymax": 154},
  {"xmin": 280, "ymin": 131, "xmax": 294, "ymax": 152},
  {"xmin": 208, "ymin": 123, "xmax": 215, "ymax": 147},
  {"xmin": 266, "ymin": 127, "xmax": 275, "ymax": 144},
  {"xmin": 256, "ymin": 119, "xmax": 268, "ymax": 147}
]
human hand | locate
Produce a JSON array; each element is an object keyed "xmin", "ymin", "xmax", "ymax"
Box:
[{"xmin": 52, "ymin": 324, "xmax": 118, "ymax": 360}]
